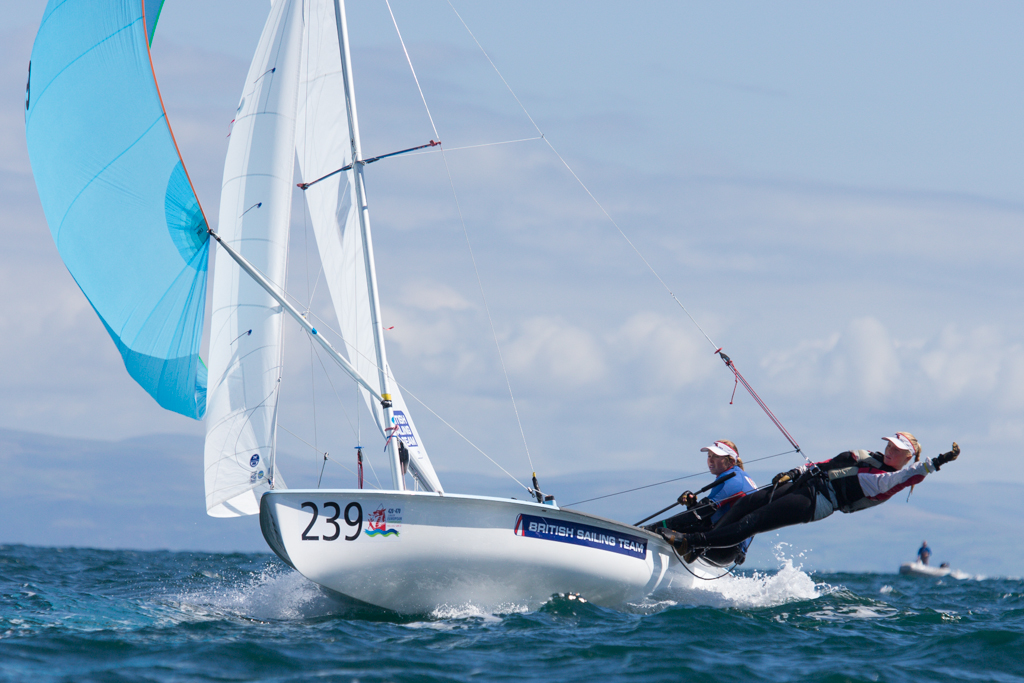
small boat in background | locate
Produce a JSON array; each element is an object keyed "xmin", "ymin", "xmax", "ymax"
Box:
[{"xmin": 899, "ymin": 561, "xmax": 971, "ymax": 580}]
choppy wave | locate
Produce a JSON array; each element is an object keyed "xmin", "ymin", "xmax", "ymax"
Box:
[
  {"xmin": 3, "ymin": 544, "xmax": 1024, "ymax": 683},
  {"xmin": 170, "ymin": 564, "xmax": 349, "ymax": 622}
]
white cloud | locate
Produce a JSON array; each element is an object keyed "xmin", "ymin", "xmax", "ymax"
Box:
[
  {"xmin": 504, "ymin": 316, "xmax": 606, "ymax": 388},
  {"xmin": 400, "ymin": 281, "xmax": 474, "ymax": 312},
  {"xmin": 384, "ymin": 307, "xmax": 475, "ymax": 362},
  {"xmin": 841, "ymin": 317, "xmax": 901, "ymax": 404},
  {"xmin": 761, "ymin": 317, "xmax": 900, "ymax": 408},
  {"xmin": 610, "ymin": 311, "xmax": 715, "ymax": 392},
  {"xmin": 919, "ymin": 325, "xmax": 1003, "ymax": 401},
  {"xmin": 762, "ymin": 318, "xmax": 1024, "ymax": 419}
]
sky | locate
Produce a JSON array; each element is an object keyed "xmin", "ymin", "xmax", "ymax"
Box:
[{"xmin": 3, "ymin": 1, "xmax": 1023, "ymax": 572}]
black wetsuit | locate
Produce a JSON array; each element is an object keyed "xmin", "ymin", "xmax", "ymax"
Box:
[
  {"xmin": 685, "ymin": 481, "xmax": 816, "ymax": 549},
  {"xmin": 648, "ymin": 500, "xmax": 748, "ymax": 566}
]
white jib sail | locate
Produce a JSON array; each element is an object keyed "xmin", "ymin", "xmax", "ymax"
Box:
[
  {"xmin": 294, "ymin": 0, "xmax": 442, "ymax": 493},
  {"xmin": 205, "ymin": 0, "xmax": 303, "ymax": 517}
]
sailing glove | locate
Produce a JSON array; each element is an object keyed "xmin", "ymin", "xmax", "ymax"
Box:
[
  {"xmin": 677, "ymin": 491, "xmax": 697, "ymax": 508},
  {"xmin": 772, "ymin": 468, "xmax": 802, "ymax": 485},
  {"xmin": 933, "ymin": 442, "xmax": 960, "ymax": 471}
]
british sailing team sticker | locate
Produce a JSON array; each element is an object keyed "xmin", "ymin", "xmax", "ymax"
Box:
[
  {"xmin": 514, "ymin": 514, "xmax": 647, "ymax": 559},
  {"xmin": 390, "ymin": 410, "xmax": 418, "ymax": 447},
  {"xmin": 365, "ymin": 504, "xmax": 402, "ymax": 538}
]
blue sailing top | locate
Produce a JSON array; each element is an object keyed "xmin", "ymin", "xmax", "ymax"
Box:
[
  {"xmin": 709, "ymin": 465, "xmax": 757, "ymax": 552},
  {"xmin": 708, "ymin": 465, "xmax": 757, "ymax": 520},
  {"xmin": 26, "ymin": 0, "xmax": 209, "ymax": 419}
]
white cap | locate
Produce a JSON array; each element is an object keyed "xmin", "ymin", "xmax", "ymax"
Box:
[
  {"xmin": 701, "ymin": 440, "xmax": 738, "ymax": 459},
  {"xmin": 883, "ymin": 433, "xmax": 915, "ymax": 455}
]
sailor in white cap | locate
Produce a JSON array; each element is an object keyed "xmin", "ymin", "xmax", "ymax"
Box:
[{"xmin": 648, "ymin": 439, "xmax": 757, "ymax": 565}]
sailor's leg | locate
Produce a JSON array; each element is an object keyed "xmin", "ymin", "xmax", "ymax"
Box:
[
  {"xmin": 648, "ymin": 508, "xmax": 708, "ymax": 534},
  {"xmin": 712, "ymin": 482, "xmax": 795, "ymax": 530},
  {"xmin": 688, "ymin": 486, "xmax": 815, "ymax": 549}
]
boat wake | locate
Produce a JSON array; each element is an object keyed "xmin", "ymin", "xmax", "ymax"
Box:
[
  {"xmin": 170, "ymin": 564, "xmax": 366, "ymax": 622},
  {"xmin": 640, "ymin": 543, "xmax": 829, "ymax": 611}
]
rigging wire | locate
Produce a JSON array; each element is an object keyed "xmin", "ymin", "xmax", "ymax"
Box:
[
  {"xmin": 295, "ymin": 301, "xmax": 531, "ymax": 492},
  {"xmin": 393, "ymin": 378, "xmax": 532, "ymax": 493},
  {"xmin": 443, "ymin": 0, "xmax": 716, "ymax": 351},
  {"xmin": 278, "ymin": 423, "xmax": 383, "ymax": 490},
  {"xmin": 564, "ymin": 448, "xmax": 797, "ymax": 507},
  {"xmin": 276, "ymin": 4, "xmax": 801, "ymax": 496},
  {"xmin": 307, "ymin": 340, "xmax": 384, "ymax": 490},
  {"xmin": 444, "ymin": 0, "xmax": 807, "ymax": 460},
  {"xmin": 308, "ymin": 337, "xmax": 319, "ymax": 474},
  {"xmin": 404, "ymin": 136, "xmax": 544, "ymax": 155},
  {"xmin": 299, "ymin": 0, "xmax": 319, "ymax": 476},
  {"xmin": 235, "ymin": 251, "xmax": 522, "ymax": 493},
  {"xmin": 209, "ymin": 199, "xmax": 526, "ymax": 493},
  {"xmin": 384, "ymin": 0, "xmax": 536, "ymax": 476}
]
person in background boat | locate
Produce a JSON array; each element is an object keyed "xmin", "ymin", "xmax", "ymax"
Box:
[
  {"xmin": 918, "ymin": 541, "xmax": 932, "ymax": 565},
  {"xmin": 646, "ymin": 440, "xmax": 757, "ymax": 566},
  {"xmin": 660, "ymin": 433, "xmax": 960, "ymax": 558}
]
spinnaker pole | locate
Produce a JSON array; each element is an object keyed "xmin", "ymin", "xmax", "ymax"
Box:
[
  {"xmin": 207, "ymin": 229, "xmax": 384, "ymax": 404},
  {"xmin": 333, "ymin": 0, "xmax": 405, "ymax": 490}
]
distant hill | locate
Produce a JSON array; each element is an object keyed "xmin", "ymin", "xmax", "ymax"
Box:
[
  {"xmin": 1, "ymin": 429, "xmax": 1015, "ymax": 577},
  {"xmin": 0, "ymin": 429, "xmax": 264, "ymax": 552}
]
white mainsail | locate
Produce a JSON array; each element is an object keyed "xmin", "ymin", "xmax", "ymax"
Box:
[
  {"xmin": 294, "ymin": 0, "xmax": 442, "ymax": 492},
  {"xmin": 204, "ymin": 0, "xmax": 303, "ymax": 517}
]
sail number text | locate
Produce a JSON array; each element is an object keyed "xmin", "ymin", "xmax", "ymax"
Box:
[{"xmin": 300, "ymin": 501, "xmax": 362, "ymax": 541}]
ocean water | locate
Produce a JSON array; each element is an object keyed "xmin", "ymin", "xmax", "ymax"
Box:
[{"xmin": 2, "ymin": 544, "xmax": 1022, "ymax": 683}]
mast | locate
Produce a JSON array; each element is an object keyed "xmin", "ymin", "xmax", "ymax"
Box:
[{"xmin": 332, "ymin": 0, "xmax": 405, "ymax": 491}]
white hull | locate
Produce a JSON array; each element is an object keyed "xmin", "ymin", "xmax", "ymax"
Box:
[
  {"xmin": 899, "ymin": 561, "xmax": 969, "ymax": 579},
  {"xmin": 260, "ymin": 490, "xmax": 696, "ymax": 613}
]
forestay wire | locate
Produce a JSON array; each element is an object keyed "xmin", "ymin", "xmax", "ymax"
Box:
[
  {"xmin": 444, "ymin": 1, "xmax": 806, "ymax": 462},
  {"xmin": 384, "ymin": 0, "xmax": 537, "ymax": 476}
]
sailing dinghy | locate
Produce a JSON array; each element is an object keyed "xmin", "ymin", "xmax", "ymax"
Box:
[{"xmin": 26, "ymin": 0, "xmax": 706, "ymax": 612}]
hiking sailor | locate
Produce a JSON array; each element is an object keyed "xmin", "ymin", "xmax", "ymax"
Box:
[
  {"xmin": 660, "ymin": 433, "xmax": 960, "ymax": 558},
  {"xmin": 647, "ymin": 439, "xmax": 757, "ymax": 565}
]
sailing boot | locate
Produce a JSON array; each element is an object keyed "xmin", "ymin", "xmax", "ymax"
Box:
[{"xmin": 658, "ymin": 529, "xmax": 690, "ymax": 556}]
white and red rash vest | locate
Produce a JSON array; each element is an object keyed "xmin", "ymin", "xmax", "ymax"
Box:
[{"xmin": 811, "ymin": 450, "xmax": 934, "ymax": 513}]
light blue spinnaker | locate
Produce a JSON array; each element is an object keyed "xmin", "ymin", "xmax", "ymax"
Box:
[{"xmin": 26, "ymin": 0, "xmax": 208, "ymax": 419}]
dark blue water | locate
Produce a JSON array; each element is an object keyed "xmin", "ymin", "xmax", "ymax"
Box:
[{"xmin": 2, "ymin": 544, "xmax": 1022, "ymax": 682}]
